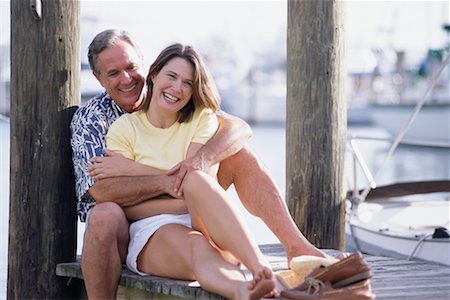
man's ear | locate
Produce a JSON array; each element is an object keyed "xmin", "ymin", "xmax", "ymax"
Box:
[{"xmin": 93, "ymin": 71, "xmax": 102, "ymax": 85}]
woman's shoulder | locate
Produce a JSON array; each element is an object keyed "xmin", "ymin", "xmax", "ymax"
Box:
[
  {"xmin": 109, "ymin": 111, "xmax": 139, "ymax": 134},
  {"xmin": 194, "ymin": 107, "xmax": 216, "ymax": 119}
]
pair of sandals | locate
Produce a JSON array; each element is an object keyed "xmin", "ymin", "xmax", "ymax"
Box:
[{"xmin": 276, "ymin": 252, "xmax": 374, "ymax": 299}]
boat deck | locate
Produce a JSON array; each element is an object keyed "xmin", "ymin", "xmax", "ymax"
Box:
[{"xmin": 56, "ymin": 243, "xmax": 450, "ymax": 299}]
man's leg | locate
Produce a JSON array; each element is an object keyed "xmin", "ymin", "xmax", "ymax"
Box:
[
  {"xmin": 81, "ymin": 202, "xmax": 130, "ymax": 299},
  {"xmin": 217, "ymin": 146, "xmax": 328, "ymax": 262}
]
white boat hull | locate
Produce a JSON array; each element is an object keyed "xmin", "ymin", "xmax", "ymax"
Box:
[
  {"xmin": 346, "ymin": 199, "xmax": 450, "ymax": 266},
  {"xmin": 370, "ymin": 103, "xmax": 450, "ymax": 143}
]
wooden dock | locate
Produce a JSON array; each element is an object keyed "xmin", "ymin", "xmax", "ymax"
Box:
[{"xmin": 56, "ymin": 243, "xmax": 450, "ymax": 299}]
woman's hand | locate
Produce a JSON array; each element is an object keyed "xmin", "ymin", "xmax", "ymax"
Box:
[{"xmin": 88, "ymin": 149, "xmax": 160, "ymax": 179}]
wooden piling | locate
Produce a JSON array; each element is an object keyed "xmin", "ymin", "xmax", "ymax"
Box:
[
  {"xmin": 8, "ymin": 0, "xmax": 80, "ymax": 298},
  {"xmin": 286, "ymin": 0, "xmax": 346, "ymax": 249}
]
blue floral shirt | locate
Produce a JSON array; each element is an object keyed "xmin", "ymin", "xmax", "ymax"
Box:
[{"xmin": 70, "ymin": 92, "xmax": 126, "ymax": 222}]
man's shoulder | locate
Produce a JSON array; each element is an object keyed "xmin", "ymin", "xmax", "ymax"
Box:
[
  {"xmin": 71, "ymin": 92, "xmax": 116, "ymax": 125},
  {"xmin": 74, "ymin": 92, "xmax": 110, "ymax": 116}
]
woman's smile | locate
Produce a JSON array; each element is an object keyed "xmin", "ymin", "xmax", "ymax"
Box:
[{"xmin": 163, "ymin": 92, "xmax": 180, "ymax": 103}]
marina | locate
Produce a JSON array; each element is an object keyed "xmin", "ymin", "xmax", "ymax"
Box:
[
  {"xmin": 1, "ymin": 1, "xmax": 449, "ymax": 298},
  {"xmin": 2, "ymin": 119, "xmax": 450, "ymax": 299}
]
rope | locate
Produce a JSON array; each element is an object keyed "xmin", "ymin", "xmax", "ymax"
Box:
[
  {"xmin": 407, "ymin": 233, "xmax": 433, "ymax": 261},
  {"xmin": 305, "ymin": 277, "xmax": 325, "ymax": 294}
]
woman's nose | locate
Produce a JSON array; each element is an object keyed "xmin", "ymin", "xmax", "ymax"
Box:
[{"xmin": 173, "ymin": 80, "xmax": 182, "ymax": 91}]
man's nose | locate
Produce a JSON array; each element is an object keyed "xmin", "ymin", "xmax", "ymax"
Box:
[{"xmin": 121, "ymin": 71, "xmax": 132, "ymax": 82}]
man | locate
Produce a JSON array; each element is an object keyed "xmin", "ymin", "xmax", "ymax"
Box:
[{"xmin": 71, "ymin": 29, "xmax": 329, "ymax": 299}]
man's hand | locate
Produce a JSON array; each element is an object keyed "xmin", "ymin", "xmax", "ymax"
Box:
[{"xmin": 166, "ymin": 154, "xmax": 209, "ymax": 196}]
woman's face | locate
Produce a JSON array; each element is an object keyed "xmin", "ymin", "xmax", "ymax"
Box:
[{"xmin": 151, "ymin": 57, "xmax": 194, "ymax": 115}]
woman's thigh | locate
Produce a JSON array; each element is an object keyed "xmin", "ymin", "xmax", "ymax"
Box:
[{"xmin": 137, "ymin": 224, "xmax": 208, "ymax": 280}]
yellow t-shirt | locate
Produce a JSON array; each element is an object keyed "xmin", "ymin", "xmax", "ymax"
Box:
[{"xmin": 106, "ymin": 108, "xmax": 218, "ymax": 171}]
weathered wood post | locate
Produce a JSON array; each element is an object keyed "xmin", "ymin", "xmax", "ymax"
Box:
[
  {"xmin": 8, "ymin": 0, "xmax": 80, "ymax": 298},
  {"xmin": 286, "ymin": 0, "xmax": 346, "ymax": 249}
]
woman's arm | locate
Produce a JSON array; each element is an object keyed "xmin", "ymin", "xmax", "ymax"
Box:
[{"xmin": 88, "ymin": 149, "xmax": 163, "ymax": 180}]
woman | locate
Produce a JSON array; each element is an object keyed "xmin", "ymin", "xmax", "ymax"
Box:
[{"xmin": 97, "ymin": 43, "xmax": 279, "ymax": 299}]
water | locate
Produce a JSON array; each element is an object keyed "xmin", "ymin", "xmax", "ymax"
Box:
[{"xmin": 1, "ymin": 118, "xmax": 449, "ymax": 299}]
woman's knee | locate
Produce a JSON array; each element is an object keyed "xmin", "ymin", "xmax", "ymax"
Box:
[
  {"xmin": 186, "ymin": 231, "xmax": 215, "ymax": 266},
  {"xmin": 183, "ymin": 170, "xmax": 210, "ymax": 197}
]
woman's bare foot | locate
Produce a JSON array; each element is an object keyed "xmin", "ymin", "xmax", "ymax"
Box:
[{"xmin": 247, "ymin": 267, "xmax": 276, "ymax": 299}]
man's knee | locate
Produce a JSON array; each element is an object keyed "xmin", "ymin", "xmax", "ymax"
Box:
[
  {"xmin": 226, "ymin": 145, "xmax": 256, "ymax": 165},
  {"xmin": 218, "ymin": 146, "xmax": 259, "ymax": 188},
  {"xmin": 86, "ymin": 202, "xmax": 128, "ymax": 238}
]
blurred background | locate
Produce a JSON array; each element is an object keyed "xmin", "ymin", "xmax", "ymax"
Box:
[
  {"xmin": 1, "ymin": 1, "xmax": 449, "ymax": 123},
  {"xmin": 0, "ymin": 1, "xmax": 449, "ymax": 299}
]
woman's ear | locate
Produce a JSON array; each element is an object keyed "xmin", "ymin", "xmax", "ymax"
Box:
[{"xmin": 150, "ymin": 73, "xmax": 156, "ymax": 83}]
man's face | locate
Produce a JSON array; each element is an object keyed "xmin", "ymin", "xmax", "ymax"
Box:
[{"xmin": 94, "ymin": 40, "xmax": 145, "ymax": 112}]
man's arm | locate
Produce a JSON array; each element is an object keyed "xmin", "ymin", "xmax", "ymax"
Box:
[
  {"xmin": 198, "ymin": 111, "xmax": 252, "ymax": 167},
  {"xmin": 168, "ymin": 111, "xmax": 252, "ymax": 195},
  {"xmin": 89, "ymin": 173, "xmax": 177, "ymax": 206},
  {"xmin": 70, "ymin": 105, "xmax": 178, "ymax": 211}
]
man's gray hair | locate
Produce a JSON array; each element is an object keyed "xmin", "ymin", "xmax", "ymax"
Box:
[{"xmin": 88, "ymin": 29, "xmax": 142, "ymax": 75}]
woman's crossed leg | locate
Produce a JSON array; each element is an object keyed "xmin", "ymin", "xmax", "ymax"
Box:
[{"xmin": 137, "ymin": 224, "xmax": 275, "ymax": 300}]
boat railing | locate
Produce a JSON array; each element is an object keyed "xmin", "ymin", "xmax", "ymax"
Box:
[{"xmin": 347, "ymin": 135, "xmax": 450, "ymax": 203}]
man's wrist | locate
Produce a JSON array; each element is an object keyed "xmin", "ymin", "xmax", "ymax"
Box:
[
  {"xmin": 196, "ymin": 151, "xmax": 212, "ymax": 171},
  {"xmin": 154, "ymin": 173, "xmax": 175, "ymax": 195}
]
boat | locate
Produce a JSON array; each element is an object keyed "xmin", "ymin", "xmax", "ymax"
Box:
[
  {"xmin": 345, "ymin": 49, "xmax": 450, "ymax": 266},
  {"xmin": 364, "ymin": 23, "xmax": 450, "ymax": 143},
  {"xmin": 345, "ymin": 122, "xmax": 450, "ymax": 265},
  {"xmin": 345, "ymin": 180, "xmax": 450, "ymax": 266},
  {"xmin": 370, "ymin": 102, "xmax": 450, "ymax": 143}
]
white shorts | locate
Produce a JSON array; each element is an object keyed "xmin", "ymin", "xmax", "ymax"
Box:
[{"xmin": 126, "ymin": 214, "xmax": 192, "ymax": 275}]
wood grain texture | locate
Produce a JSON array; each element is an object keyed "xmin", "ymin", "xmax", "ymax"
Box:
[
  {"xmin": 286, "ymin": 0, "xmax": 347, "ymax": 249},
  {"xmin": 57, "ymin": 245, "xmax": 450, "ymax": 299},
  {"xmin": 8, "ymin": 0, "xmax": 80, "ymax": 298}
]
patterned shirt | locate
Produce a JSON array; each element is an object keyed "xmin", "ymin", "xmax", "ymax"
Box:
[{"xmin": 70, "ymin": 92, "xmax": 126, "ymax": 222}]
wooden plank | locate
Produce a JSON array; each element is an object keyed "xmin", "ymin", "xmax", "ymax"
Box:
[{"xmin": 56, "ymin": 244, "xmax": 450, "ymax": 299}]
